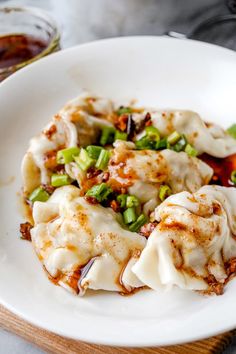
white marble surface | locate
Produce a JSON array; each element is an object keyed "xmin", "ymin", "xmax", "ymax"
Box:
[{"xmin": 0, "ymin": 0, "xmax": 236, "ymax": 352}]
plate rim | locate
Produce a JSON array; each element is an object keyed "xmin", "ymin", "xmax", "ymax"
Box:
[{"xmin": 1, "ymin": 293, "xmax": 236, "ymax": 348}]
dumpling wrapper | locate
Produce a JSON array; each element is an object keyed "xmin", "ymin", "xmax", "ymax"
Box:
[
  {"xmin": 31, "ymin": 185, "xmax": 145, "ymax": 295},
  {"xmin": 22, "ymin": 115, "xmax": 78, "ymax": 191},
  {"xmin": 133, "ymin": 185, "xmax": 236, "ymax": 293},
  {"xmin": 22, "ymin": 93, "xmax": 114, "ymax": 194},
  {"xmin": 142, "ymin": 110, "xmax": 236, "ymax": 158},
  {"xmin": 108, "ymin": 141, "xmax": 213, "ymax": 213}
]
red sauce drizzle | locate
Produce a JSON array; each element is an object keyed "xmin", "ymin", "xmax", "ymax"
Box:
[
  {"xmin": 200, "ymin": 153, "xmax": 236, "ymax": 187},
  {"xmin": 0, "ymin": 34, "xmax": 48, "ymax": 69}
]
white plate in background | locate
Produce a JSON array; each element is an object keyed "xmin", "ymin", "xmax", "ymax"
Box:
[{"xmin": 0, "ymin": 36, "xmax": 236, "ymax": 347}]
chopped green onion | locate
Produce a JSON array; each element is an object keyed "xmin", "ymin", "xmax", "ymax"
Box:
[
  {"xmin": 123, "ymin": 207, "xmax": 137, "ymax": 224},
  {"xmin": 51, "ymin": 174, "xmax": 71, "ymax": 187},
  {"xmin": 145, "ymin": 126, "xmax": 160, "ymax": 141},
  {"xmin": 126, "ymin": 195, "xmax": 140, "ymax": 208},
  {"xmin": 74, "ymin": 148, "xmax": 95, "ymax": 171},
  {"xmin": 28, "ymin": 186, "xmax": 50, "ymax": 203},
  {"xmin": 114, "ymin": 130, "xmax": 128, "ymax": 141},
  {"xmin": 86, "ymin": 145, "xmax": 103, "ymax": 160},
  {"xmin": 159, "ymin": 184, "xmax": 172, "ymax": 202},
  {"xmin": 167, "ymin": 131, "xmax": 181, "ymax": 145},
  {"xmin": 172, "ymin": 135, "xmax": 188, "ymax": 152},
  {"xmin": 136, "ymin": 126, "xmax": 161, "ymax": 150},
  {"xmin": 85, "ymin": 183, "xmax": 112, "ymax": 202},
  {"xmin": 95, "ymin": 149, "xmax": 110, "ymax": 170},
  {"xmin": 117, "ymin": 194, "xmax": 128, "ymax": 208},
  {"xmin": 129, "ymin": 214, "xmax": 148, "ymax": 232},
  {"xmin": 155, "ymin": 138, "xmax": 167, "ymax": 150},
  {"xmin": 185, "ymin": 143, "xmax": 198, "ymax": 157},
  {"xmin": 135, "ymin": 136, "xmax": 156, "ymax": 150},
  {"xmin": 117, "ymin": 107, "xmax": 132, "ymax": 116},
  {"xmin": 227, "ymin": 124, "xmax": 236, "ymax": 139},
  {"xmin": 231, "ymin": 170, "xmax": 236, "ymax": 184},
  {"xmin": 100, "ymin": 127, "xmax": 115, "ymax": 146},
  {"xmin": 57, "ymin": 147, "xmax": 80, "ymax": 164}
]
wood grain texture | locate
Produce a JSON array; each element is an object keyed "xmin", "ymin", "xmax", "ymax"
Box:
[{"xmin": 0, "ymin": 305, "xmax": 235, "ymax": 354}]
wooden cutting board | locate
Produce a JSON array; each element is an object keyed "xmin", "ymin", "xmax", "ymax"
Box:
[{"xmin": 0, "ymin": 305, "xmax": 235, "ymax": 354}]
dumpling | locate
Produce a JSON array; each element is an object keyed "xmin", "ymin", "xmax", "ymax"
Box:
[
  {"xmin": 22, "ymin": 93, "xmax": 114, "ymax": 194},
  {"xmin": 132, "ymin": 185, "xmax": 236, "ymax": 294},
  {"xmin": 22, "ymin": 115, "xmax": 78, "ymax": 191},
  {"xmin": 108, "ymin": 141, "xmax": 213, "ymax": 213},
  {"xmin": 30, "ymin": 185, "xmax": 146, "ymax": 295},
  {"xmin": 148, "ymin": 110, "xmax": 236, "ymax": 158},
  {"xmin": 59, "ymin": 92, "xmax": 115, "ymax": 146}
]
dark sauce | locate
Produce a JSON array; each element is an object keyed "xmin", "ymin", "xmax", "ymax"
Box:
[
  {"xmin": 200, "ymin": 153, "xmax": 236, "ymax": 187},
  {"xmin": 0, "ymin": 34, "xmax": 48, "ymax": 69}
]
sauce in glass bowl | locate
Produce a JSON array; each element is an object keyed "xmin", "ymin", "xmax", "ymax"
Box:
[
  {"xmin": 0, "ymin": 34, "xmax": 48, "ymax": 69},
  {"xmin": 0, "ymin": 7, "xmax": 60, "ymax": 81}
]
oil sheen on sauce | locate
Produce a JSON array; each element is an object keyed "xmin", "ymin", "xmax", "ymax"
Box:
[
  {"xmin": 0, "ymin": 34, "xmax": 48, "ymax": 69},
  {"xmin": 200, "ymin": 153, "xmax": 236, "ymax": 187}
]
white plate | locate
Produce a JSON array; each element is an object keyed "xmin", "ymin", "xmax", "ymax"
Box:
[{"xmin": 0, "ymin": 36, "xmax": 236, "ymax": 347}]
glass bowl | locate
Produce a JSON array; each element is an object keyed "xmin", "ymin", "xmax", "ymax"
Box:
[{"xmin": 0, "ymin": 6, "xmax": 60, "ymax": 81}]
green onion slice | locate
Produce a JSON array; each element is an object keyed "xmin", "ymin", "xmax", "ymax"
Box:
[
  {"xmin": 159, "ymin": 184, "xmax": 172, "ymax": 202},
  {"xmin": 85, "ymin": 183, "xmax": 112, "ymax": 202},
  {"xmin": 74, "ymin": 148, "xmax": 95, "ymax": 171},
  {"xmin": 167, "ymin": 131, "xmax": 181, "ymax": 145},
  {"xmin": 57, "ymin": 147, "xmax": 80, "ymax": 164},
  {"xmin": 231, "ymin": 170, "xmax": 236, "ymax": 184},
  {"xmin": 28, "ymin": 186, "xmax": 50, "ymax": 203},
  {"xmin": 95, "ymin": 149, "xmax": 110, "ymax": 170},
  {"xmin": 86, "ymin": 145, "xmax": 103, "ymax": 160},
  {"xmin": 227, "ymin": 124, "xmax": 236, "ymax": 139},
  {"xmin": 123, "ymin": 207, "xmax": 137, "ymax": 224},
  {"xmin": 145, "ymin": 126, "xmax": 160, "ymax": 141},
  {"xmin": 51, "ymin": 174, "xmax": 71, "ymax": 187},
  {"xmin": 117, "ymin": 107, "xmax": 132, "ymax": 116},
  {"xmin": 135, "ymin": 136, "xmax": 156, "ymax": 150},
  {"xmin": 129, "ymin": 214, "xmax": 148, "ymax": 232},
  {"xmin": 172, "ymin": 135, "xmax": 187, "ymax": 152},
  {"xmin": 100, "ymin": 127, "xmax": 116, "ymax": 146},
  {"xmin": 114, "ymin": 130, "xmax": 128, "ymax": 141},
  {"xmin": 185, "ymin": 144, "xmax": 198, "ymax": 157},
  {"xmin": 126, "ymin": 195, "xmax": 140, "ymax": 208},
  {"xmin": 155, "ymin": 138, "xmax": 167, "ymax": 150},
  {"xmin": 117, "ymin": 194, "xmax": 128, "ymax": 208},
  {"xmin": 136, "ymin": 126, "xmax": 160, "ymax": 150}
]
